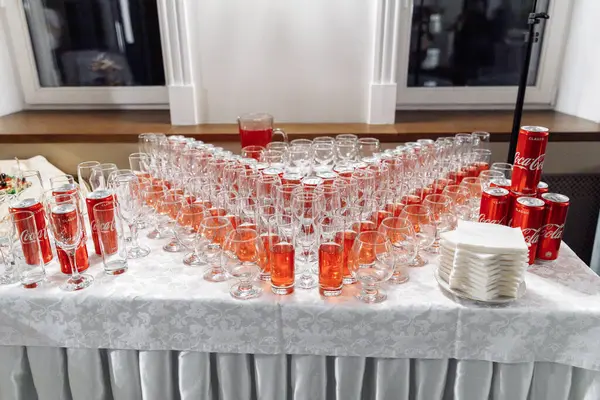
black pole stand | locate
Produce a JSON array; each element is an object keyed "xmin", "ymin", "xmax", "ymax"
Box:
[{"xmin": 506, "ymin": 2, "xmax": 549, "ymax": 164}]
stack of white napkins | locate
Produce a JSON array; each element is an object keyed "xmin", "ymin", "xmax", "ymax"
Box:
[{"xmin": 438, "ymin": 221, "xmax": 528, "ymax": 301}]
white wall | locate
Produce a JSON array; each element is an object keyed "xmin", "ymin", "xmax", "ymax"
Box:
[
  {"xmin": 0, "ymin": 16, "xmax": 24, "ymax": 116},
  {"xmin": 191, "ymin": 0, "xmax": 376, "ymax": 124},
  {"xmin": 555, "ymin": 0, "xmax": 600, "ymax": 123}
]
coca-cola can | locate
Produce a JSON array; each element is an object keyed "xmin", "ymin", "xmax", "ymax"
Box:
[
  {"xmin": 511, "ymin": 196, "xmax": 546, "ymax": 265},
  {"xmin": 479, "ymin": 187, "xmax": 510, "ymax": 225},
  {"xmin": 537, "ymin": 193, "xmax": 569, "ymax": 261},
  {"xmin": 490, "ymin": 178, "xmax": 511, "ymax": 191},
  {"xmin": 511, "ymin": 126, "xmax": 549, "ymax": 195},
  {"xmin": 51, "ymin": 203, "xmax": 90, "ymax": 274},
  {"xmin": 9, "ymin": 198, "xmax": 53, "ymax": 264},
  {"xmin": 52, "ymin": 183, "xmax": 78, "ymax": 200},
  {"xmin": 537, "ymin": 181, "xmax": 549, "ymax": 198},
  {"xmin": 86, "ymin": 189, "xmax": 115, "ymax": 255}
]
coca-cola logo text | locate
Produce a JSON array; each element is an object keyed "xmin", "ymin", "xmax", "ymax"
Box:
[
  {"xmin": 521, "ymin": 227, "xmax": 541, "ymax": 244},
  {"xmin": 513, "ymin": 152, "xmax": 545, "ymax": 171},
  {"xmin": 540, "ymin": 224, "xmax": 564, "ymax": 240},
  {"xmin": 20, "ymin": 229, "xmax": 47, "ymax": 244},
  {"xmin": 478, "ymin": 214, "xmax": 505, "ymax": 225},
  {"xmin": 92, "ymin": 219, "xmax": 116, "ymax": 232}
]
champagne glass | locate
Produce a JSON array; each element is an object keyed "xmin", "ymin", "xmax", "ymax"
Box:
[
  {"xmin": 399, "ymin": 204, "xmax": 436, "ymax": 267},
  {"xmin": 46, "ymin": 194, "xmax": 93, "ymax": 291},
  {"xmin": 77, "ymin": 161, "xmax": 101, "ymax": 196},
  {"xmin": 222, "ymin": 228, "xmax": 264, "ymax": 300},
  {"xmin": 423, "ymin": 194, "xmax": 456, "ymax": 253},
  {"xmin": 268, "ymin": 214, "xmax": 295, "ymax": 295},
  {"xmin": 175, "ymin": 203, "xmax": 208, "ymax": 266},
  {"xmin": 378, "ymin": 217, "xmax": 416, "ymax": 284},
  {"xmin": 319, "ymin": 215, "xmax": 344, "ymax": 296},
  {"xmin": 348, "ymin": 231, "xmax": 394, "ymax": 303},
  {"xmin": 199, "ymin": 216, "xmax": 233, "ymax": 282},
  {"xmin": 113, "ymin": 175, "xmax": 150, "ymax": 258}
]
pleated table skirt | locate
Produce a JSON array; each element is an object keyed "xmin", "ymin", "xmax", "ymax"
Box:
[{"xmin": 1, "ymin": 346, "xmax": 599, "ymax": 400}]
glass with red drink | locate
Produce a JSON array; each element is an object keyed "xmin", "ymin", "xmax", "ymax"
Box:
[{"xmin": 238, "ymin": 113, "xmax": 288, "ymax": 148}]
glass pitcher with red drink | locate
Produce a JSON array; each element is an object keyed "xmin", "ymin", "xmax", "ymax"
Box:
[{"xmin": 238, "ymin": 113, "xmax": 288, "ymax": 148}]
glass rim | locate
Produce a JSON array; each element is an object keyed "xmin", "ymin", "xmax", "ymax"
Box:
[
  {"xmin": 380, "ymin": 216, "xmax": 412, "ymax": 230},
  {"xmin": 241, "ymin": 145, "xmax": 266, "ymax": 151},
  {"xmin": 226, "ymin": 228, "xmax": 259, "ymax": 242},
  {"xmin": 201, "ymin": 216, "xmax": 232, "ymax": 229},
  {"xmin": 77, "ymin": 160, "xmax": 101, "ymax": 169},
  {"xmin": 10, "ymin": 209, "xmax": 35, "ymax": 222},
  {"xmin": 424, "ymin": 194, "xmax": 453, "ymax": 205},
  {"xmin": 237, "ymin": 112, "xmax": 273, "ymax": 121},
  {"xmin": 401, "ymin": 204, "xmax": 432, "ymax": 216}
]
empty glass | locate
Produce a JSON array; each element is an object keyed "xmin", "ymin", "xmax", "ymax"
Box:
[
  {"xmin": 200, "ymin": 216, "xmax": 233, "ymax": 282},
  {"xmin": 348, "ymin": 231, "xmax": 394, "ymax": 303},
  {"xmin": 157, "ymin": 193, "xmax": 185, "ymax": 252},
  {"xmin": 491, "ymin": 162, "xmax": 514, "ymax": 180},
  {"xmin": 378, "ymin": 217, "xmax": 416, "ymax": 284},
  {"xmin": 357, "ymin": 138, "xmax": 381, "ymax": 162},
  {"xmin": 90, "ymin": 163, "xmax": 118, "ymax": 191},
  {"xmin": 400, "ymin": 204, "xmax": 436, "ymax": 267},
  {"xmin": 222, "ymin": 228, "xmax": 264, "ymax": 300},
  {"xmin": 77, "ymin": 161, "xmax": 100, "ymax": 196},
  {"xmin": 113, "ymin": 175, "xmax": 150, "ymax": 258}
]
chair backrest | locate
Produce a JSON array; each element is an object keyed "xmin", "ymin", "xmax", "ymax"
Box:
[{"xmin": 542, "ymin": 174, "xmax": 600, "ymax": 265}]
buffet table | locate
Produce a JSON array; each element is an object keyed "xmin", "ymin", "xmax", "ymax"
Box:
[{"xmin": 1, "ymin": 157, "xmax": 600, "ymax": 400}]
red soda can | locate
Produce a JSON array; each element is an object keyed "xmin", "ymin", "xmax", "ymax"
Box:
[
  {"xmin": 507, "ymin": 190, "xmax": 526, "ymax": 226},
  {"xmin": 511, "ymin": 126, "xmax": 549, "ymax": 194},
  {"xmin": 490, "ymin": 178, "xmax": 511, "ymax": 191},
  {"xmin": 281, "ymin": 172, "xmax": 302, "ymax": 185},
  {"xmin": 50, "ymin": 203, "xmax": 90, "ymax": 274},
  {"xmin": 478, "ymin": 187, "xmax": 510, "ymax": 225},
  {"xmin": 537, "ymin": 193, "xmax": 569, "ymax": 261},
  {"xmin": 86, "ymin": 189, "xmax": 115, "ymax": 255},
  {"xmin": 52, "ymin": 183, "xmax": 78, "ymax": 201},
  {"xmin": 9, "ymin": 198, "xmax": 53, "ymax": 264},
  {"xmin": 537, "ymin": 181, "xmax": 549, "ymax": 198},
  {"xmin": 511, "ymin": 196, "xmax": 545, "ymax": 265}
]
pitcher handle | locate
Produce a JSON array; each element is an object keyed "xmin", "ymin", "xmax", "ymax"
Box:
[{"xmin": 272, "ymin": 128, "xmax": 288, "ymax": 143}]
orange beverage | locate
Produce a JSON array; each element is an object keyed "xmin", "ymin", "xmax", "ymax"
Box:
[
  {"xmin": 260, "ymin": 233, "xmax": 277, "ymax": 276},
  {"xmin": 372, "ymin": 210, "xmax": 393, "ymax": 228},
  {"xmin": 385, "ymin": 203, "xmax": 404, "ymax": 217},
  {"xmin": 238, "ymin": 222, "xmax": 257, "ymax": 231},
  {"xmin": 463, "ymin": 164, "xmax": 479, "ymax": 177},
  {"xmin": 352, "ymin": 220, "xmax": 377, "ymax": 233},
  {"xmin": 431, "ymin": 178, "xmax": 450, "ymax": 194},
  {"xmin": 335, "ymin": 230, "xmax": 357, "ymax": 283},
  {"xmin": 271, "ymin": 242, "xmax": 295, "ymax": 294},
  {"xmin": 400, "ymin": 194, "xmax": 421, "ymax": 206},
  {"xmin": 414, "ymin": 187, "xmax": 433, "ymax": 202},
  {"xmin": 184, "ymin": 194, "xmax": 197, "ymax": 205},
  {"xmin": 225, "ymin": 214, "xmax": 241, "ymax": 229},
  {"xmin": 318, "ymin": 242, "xmax": 343, "ymax": 296},
  {"xmin": 209, "ymin": 207, "xmax": 227, "ymax": 217}
]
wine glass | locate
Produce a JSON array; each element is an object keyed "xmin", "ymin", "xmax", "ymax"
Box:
[
  {"xmin": 292, "ymin": 191, "xmax": 323, "ymax": 289},
  {"xmin": 287, "ymin": 145, "xmax": 312, "ymax": 176},
  {"xmin": 479, "ymin": 170, "xmax": 504, "ymax": 192},
  {"xmin": 241, "ymin": 145, "xmax": 265, "ymax": 161},
  {"xmin": 378, "ymin": 217, "xmax": 416, "ymax": 284},
  {"xmin": 46, "ymin": 194, "xmax": 93, "ymax": 291},
  {"xmin": 90, "ymin": 163, "xmax": 118, "ymax": 191},
  {"xmin": 491, "ymin": 162, "xmax": 513, "ymax": 180},
  {"xmin": 459, "ymin": 177, "xmax": 483, "ymax": 220},
  {"xmin": 157, "ymin": 193, "xmax": 185, "ymax": 252},
  {"xmin": 443, "ymin": 184, "xmax": 471, "ymax": 222},
  {"xmin": 199, "ymin": 216, "xmax": 233, "ymax": 282},
  {"xmin": 348, "ymin": 231, "xmax": 394, "ymax": 303},
  {"xmin": 423, "ymin": 194, "xmax": 456, "ymax": 253},
  {"xmin": 113, "ymin": 175, "xmax": 150, "ymax": 258},
  {"xmin": 77, "ymin": 161, "xmax": 100, "ymax": 196},
  {"xmin": 335, "ymin": 137, "xmax": 358, "ymax": 163},
  {"xmin": 129, "ymin": 153, "xmax": 152, "ymax": 180},
  {"xmin": 142, "ymin": 184, "xmax": 168, "ymax": 239},
  {"xmin": 175, "ymin": 203, "xmax": 208, "ymax": 266},
  {"xmin": 399, "ymin": 204, "xmax": 436, "ymax": 267},
  {"xmin": 222, "ymin": 228, "xmax": 264, "ymax": 300},
  {"xmin": 312, "ymin": 142, "xmax": 336, "ymax": 172}
]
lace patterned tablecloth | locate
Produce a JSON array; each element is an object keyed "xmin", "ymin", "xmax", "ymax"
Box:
[{"xmin": 1, "ymin": 157, "xmax": 600, "ymax": 371}]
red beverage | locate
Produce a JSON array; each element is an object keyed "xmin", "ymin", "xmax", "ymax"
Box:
[
  {"xmin": 475, "ymin": 162, "xmax": 490, "ymax": 175},
  {"xmin": 318, "ymin": 242, "xmax": 343, "ymax": 296},
  {"xmin": 384, "ymin": 203, "xmax": 404, "ymax": 217},
  {"xmin": 463, "ymin": 164, "xmax": 479, "ymax": 178},
  {"xmin": 10, "ymin": 198, "xmax": 53, "ymax": 264},
  {"xmin": 490, "ymin": 178, "xmax": 511, "ymax": 191},
  {"xmin": 414, "ymin": 187, "xmax": 433, "ymax": 202},
  {"xmin": 315, "ymin": 171, "xmax": 338, "ymax": 185},
  {"xmin": 270, "ymin": 242, "xmax": 295, "ymax": 294},
  {"xmin": 511, "ymin": 196, "xmax": 545, "ymax": 265},
  {"xmin": 51, "ymin": 203, "xmax": 90, "ymax": 274},
  {"xmin": 400, "ymin": 194, "xmax": 422, "ymax": 206},
  {"xmin": 537, "ymin": 193, "xmax": 569, "ymax": 261},
  {"xmin": 225, "ymin": 214, "xmax": 241, "ymax": 229},
  {"xmin": 352, "ymin": 220, "xmax": 377, "ymax": 233},
  {"xmin": 86, "ymin": 189, "xmax": 115, "ymax": 255},
  {"xmin": 537, "ymin": 181, "xmax": 549, "ymax": 198},
  {"xmin": 209, "ymin": 207, "xmax": 227, "ymax": 217},
  {"xmin": 281, "ymin": 173, "xmax": 302, "ymax": 185},
  {"xmin": 52, "ymin": 183, "xmax": 78, "ymax": 201},
  {"xmin": 479, "ymin": 187, "xmax": 510, "ymax": 225},
  {"xmin": 260, "ymin": 233, "xmax": 277, "ymax": 276},
  {"xmin": 448, "ymin": 169, "xmax": 467, "ymax": 184},
  {"xmin": 431, "ymin": 178, "xmax": 450, "ymax": 194},
  {"xmin": 336, "ymin": 230, "xmax": 357, "ymax": 284},
  {"xmin": 511, "ymin": 126, "xmax": 549, "ymax": 194},
  {"xmin": 240, "ymin": 128, "xmax": 272, "ymax": 148},
  {"xmin": 372, "ymin": 210, "xmax": 393, "ymax": 228}
]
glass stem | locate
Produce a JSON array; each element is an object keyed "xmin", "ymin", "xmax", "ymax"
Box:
[
  {"xmin": 239, "ymin": 281, "xmax": 253, "ymax": 292},
  {"xmin": 69, "ymin": 247, "xmax": 80, "ymax": 281},
  {"xmin": 362, "ymin": 284, "xmax": 378, "ymax": 298},
  {"xmin": 129, "ymin": 222, "xmax": 140, "ymax": 247}
]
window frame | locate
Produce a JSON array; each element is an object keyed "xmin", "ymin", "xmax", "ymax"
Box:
[
  {"xmin": 395, "ymin": 0, "xmax": 573, "ymax": 109},
  {"xmin": 2, "ymin": 0, "xmax": 169, "ymax": 108}
]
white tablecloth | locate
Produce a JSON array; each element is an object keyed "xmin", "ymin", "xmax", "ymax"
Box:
[{"xmin": 2, "ymin": 156, "xmax": 600, "ymax": 400}]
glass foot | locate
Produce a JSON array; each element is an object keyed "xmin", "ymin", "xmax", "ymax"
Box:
[
  {"xmin": 355, "ymin": 288, "xmax": 387, "ymax": 303},
  {"xmin": 61, "ymin": 274, "xmax": 93, "ymax": 292},
  {"xmin": 105, "ymin": 260, "xmax": 128, "ymax": 275},
  {"xmin": 0, "ymin": 272, "xmax": 18, "ymax": 285},
  {"xmin": 271, "ymin": 285, "xmax": 294, "ymax": 295},
  {"xmin": 183, "ymin": 253, "xmax": 204, "ymax": 266},
  {"xmin": 147, "ymin": 229, "xmax": 164, "ymax": 239},
  {"xmin": 204, "ymin": 267, "xmax": 229, "ymax": 282},
  {"xmin": 297, "ymin": 274, "xmax": 317, "ymax": 289},
  {"xmin": 230, "ymin": 283, "xmax": 262, "ymax": 300},
  {"xmin": 319, "ymin": 286, "xmax": 342, "ymax": 296},
  {"xmin": 343, "ymin": 276, "xmax": 357, "ymax": 285},
  {"xmin": 163, "ymin": 240, "xmax": 182, "ymax": 253},
  {"xmin": 127, "ymin": 245, "xmax": 151, "ymax": 259},
  {"xmin": 408, "ymin": 253, "xmax": 427, "ymax": 267},
  {"xmin": 389, "ymin": 271, "xmax": 409, "ymax": 284}
]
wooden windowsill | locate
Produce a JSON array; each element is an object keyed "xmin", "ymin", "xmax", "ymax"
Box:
[{"xmin": 1, "ymin": 110, "xmax": 599, "ymax": 144}]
